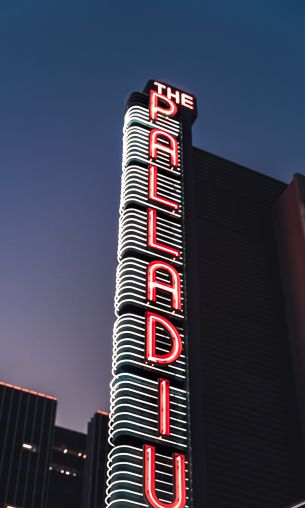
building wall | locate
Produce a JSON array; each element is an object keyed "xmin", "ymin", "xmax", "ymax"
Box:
[
  {"xmin": 274, "ymin": 173, "xmax": 305, "ymax": 453},
  {"xmin": 0, "ymin": 381, "xmax": 56, "ymax": 508},
  {"xmin": 48, "ymin": 426, "xmax": 86, "ymax": 508},
  {"xmin": 82, "ymin": 412, "xmax": 108, "ymax": 508},
  {"xmin": 186, "ymin": 149, "xmax": 305, "ymax": 508},
  {"xmin": 0, "ymin": 383, "xmax": 108, "ymax": 508}
]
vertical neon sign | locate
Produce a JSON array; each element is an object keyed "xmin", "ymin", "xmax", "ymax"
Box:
[{"xmin": 106, "ymin": 81, "xmax": 196, "ymax": 507}]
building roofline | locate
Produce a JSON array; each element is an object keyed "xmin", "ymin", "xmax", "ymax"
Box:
[
  {"xmin": 193, "ymin": 146, "xmax": 288, "ymax": 187},
  {"xmin": 0, "ymin": 380, "xmax": 57, "ymax": 401}
]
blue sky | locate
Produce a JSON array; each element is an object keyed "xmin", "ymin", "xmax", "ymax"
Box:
[{"xmin": 0, "ymin": 0, "xmax": 304, "ymax": 431}]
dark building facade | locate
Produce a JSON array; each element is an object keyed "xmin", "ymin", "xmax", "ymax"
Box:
[
  {"xmin": 82, "ymin": 411, "xmax": 108, "ymax": 508},
  {"xmin": 187, "ymin": 149, "xmax": 305, "ymax": 508},
  {"xmin": 0, "ymin": 380, "xmax": 109, "ymax": 508},
  {"xmin": 0, "ymin": 381, "xmax": 57, "ymax": 508},
  {"xmin": 48, "ymin": 426, "xmax": 86, "ymax": 508},
  {"xmin": 105, "ymin": 80, "xmax": 305, "ymax": 508}
]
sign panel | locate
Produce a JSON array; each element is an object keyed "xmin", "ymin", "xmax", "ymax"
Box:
[{"xmin": 106, "ymin": 81, "xmax": 197, "ymax": 508}]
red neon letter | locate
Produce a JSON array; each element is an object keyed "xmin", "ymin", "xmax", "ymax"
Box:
[
  {"xmin": 148, "ymin": 165, "xmax": 179, "ymax": 211},
  {"xmin": 144, "ymin": 445, "xmax": 186, "ymax": 508},
  {"xmin": 147, "ymin": 261, "xmax": 181, "ymax": 311},
  {"xmin": 146, "ymin": 312, "xmax": 182, "ymax": 364},
  {"xmin": 159, "ymin": 378, "xmax": 170, "ymax": 436},
  {"xmin": 181, "ymin": 93, "xmax": 194, "ymax": 110},
  {"xmin": 149, "ymin": 129, "xmax": 178, "ymax": 167},
  {"xmin": 150, "ymin": 91, "xmax": 178, "ymax": 121},
  {"xmin": 166, "ymin": 87, "xmax": 180, "ymax": 105},
  {"xmin": 154, "ymin": 81, "xmax": 167, "ymax": 95},
  {"xmin": 148, "ymin": 208, "xmax": 180, "ymax": 258}
]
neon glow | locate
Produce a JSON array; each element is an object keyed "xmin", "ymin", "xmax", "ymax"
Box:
[
  {"xmin": 106, "ymin": 80, "xmax": 196, "ymax": 507},
  {"xmin": 0, "ymin": 380, "xmax": 57, "ymax": 400},
  {"xmin": 108, "ymin": 373, "xmax": 188, "ymax": 449},
  {"xmin": 144, "ymin": 444, "xmax": 186, "ymax": 508},
  {"xmin": 153, "ymin": 81, "xmax": 167, "ymax": 95},
  {"xmin": 146, "ymin": 311, "xmax": 183, "ymax": 364},
  {"xmin": 159, "ymin": 378, "xmax": 171, "ymax": 436},
  {"xmin": 153, "ymin": 82, "xmax": 195, "ymax": 110},
  {"xmin": 148, "ymin": 208, "xmax": 180, "ymax": 258},
  {"xmin": 148, "ymin": 165, "xmax": 180, "ymax": 211},
  {"xmin": 149, "ymin": 129, "xmax": 178, "ymax": 168},
  {"xmin": 181, "ymin": 93, "xmax": 194, "ymax": 110},
  {"xmin": 149, "ymin": 90, "xmax": 178, "ymax": 121},
  {"xmin": 166, "ymin": 87, "xmax": 181, "ymax": 105},
  {"xmin": 147, "ymin": 260, "xmax": 182, "ymax": 311},
  {"xmin": 112, "ymin": 313, "xmax": 186, "ymax": 380}
]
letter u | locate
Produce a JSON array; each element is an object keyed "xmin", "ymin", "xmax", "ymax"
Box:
[{"xmin": 144, "ymin": 444, "xmax": 186, "ymax": 508}]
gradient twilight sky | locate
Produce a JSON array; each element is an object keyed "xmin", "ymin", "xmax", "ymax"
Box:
[{"xmin": 1, "ymin": 0, "xmax": 304, "ymax": 432}]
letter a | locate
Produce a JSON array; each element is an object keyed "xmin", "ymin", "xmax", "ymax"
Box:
[
  {"xmin": 144, "ymin": 444, "xmax": 186, "ymax": 508},
  {"xmin": 147, "ymin": 260, "xmax": 181, "ymax": 311},
  {"xmin": 149, "ymin": 129, "xmax": 178, "ymax": 167}
]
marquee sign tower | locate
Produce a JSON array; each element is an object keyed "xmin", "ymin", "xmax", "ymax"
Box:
[{"xmin": 106, "ymin": 81, "xmax": 197, "ymax": 507}]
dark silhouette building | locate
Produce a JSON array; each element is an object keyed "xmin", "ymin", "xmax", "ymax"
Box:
[
  {"xmin": 82, "ymin": 411, "xmax": 108, "ymax": 508},
  {"xmin": 48, "ymin": 426, "xmax": 86, "ymax": 508},
  {"xmin": 186, "ymin": 149, "xmax": 305, "ymax": 508},
  {"xmin": 0, "ymin": 380, "xmax": 109, "ymax": 508},
  {"xmin": 0, "ymin": 380, "xmax": 57, "ymax": 508}
]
